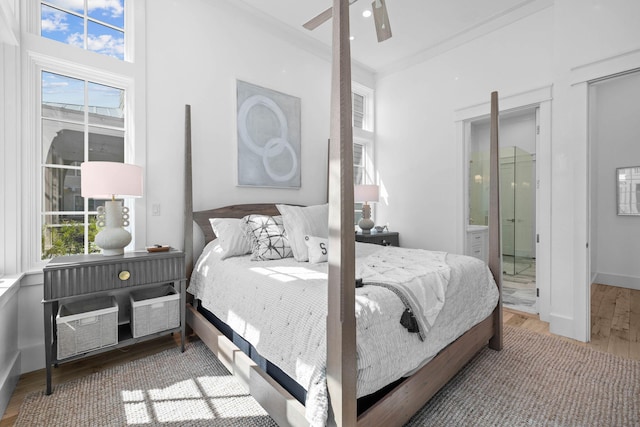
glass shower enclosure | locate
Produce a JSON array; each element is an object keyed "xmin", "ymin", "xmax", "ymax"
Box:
[
  {"xmin": 499, "ymin": 147, "xmax": 535, "ymax": 275},
  {"xmin": 468, "ymin": 146, "xmax": 535, "ymax": 276}
]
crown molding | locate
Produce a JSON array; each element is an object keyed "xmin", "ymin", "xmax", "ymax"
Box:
[{"xmin": 376, "ymin": 0, "xmax": 554, "ymax": 78}]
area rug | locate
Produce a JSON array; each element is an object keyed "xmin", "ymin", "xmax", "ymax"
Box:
[
  {"xmin": 15, "ymin": 341, "xmax": 277, "ymax": 427},
  {"xmin": 15, "ymin": 326, "xmax": 640, "ymax": 426}
]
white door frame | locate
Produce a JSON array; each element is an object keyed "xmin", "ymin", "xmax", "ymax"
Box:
[
  {"xmin": 570, "ymin": 48, "xmax": 640, "ymax": 342},
  {"xmin": 455, "ymin": 85, "xmax": 552, "ymax": 321}
]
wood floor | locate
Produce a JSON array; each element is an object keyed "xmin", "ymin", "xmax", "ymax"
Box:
[
  {"xmin": 504, "ymin": 283, "xmax": 640, "ymax": 360},
  {"xmin": 2, "ymin": 282, "xmax": 639, "ymax": 426}
]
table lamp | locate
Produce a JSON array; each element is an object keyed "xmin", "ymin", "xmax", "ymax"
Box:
[
  {"xmin": 354, "ymin": 184, "xmax": 379, "ymax": 234},
  {"xmin": 81, "ymin": 161, "xmax": 143, "ymax": 256}
]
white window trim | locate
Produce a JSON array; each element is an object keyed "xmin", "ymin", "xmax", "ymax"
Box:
[{"xmin": 21, "ymin": 0, "xmax": 146, "ymax": 272}]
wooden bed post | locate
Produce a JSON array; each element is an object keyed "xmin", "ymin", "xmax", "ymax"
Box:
[
  {"xmin": 488, "ymin": 92, "xmax": 503, "ymax": 351},
  {"xmin": 326, "ymin": 0, "xmax": 357, "ymax": 426},
  {"xmin": 184, "ymin": 105, "xmax": 194, "ymax": 281}
]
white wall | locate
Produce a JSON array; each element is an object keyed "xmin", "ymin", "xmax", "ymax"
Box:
[
  {"xmin": 591, "ymin": 71, "xmax": 640, "ymax": 290},
  {"xmin": 12, "ymin": 0, "xmax": 375, "ymax": 375},
  {"xmin": 549, "ymin": 0, "xmax": 640, "ymax": 339},
  {"xmin": 375, "ymin": 8, "xmax": 554, "ymax": 252},
  {"xmin": 375, "ymin": 0, "xmax": 640, "ymax": 340},
  {"xmin": 0, "ymin": 285, "xmax": 20, "ymax": 420},
  {"xmin": 0, "ymin": 0, "xmax": 21, "ymax": 415},
  {"xmin": 144, "ymin": 0, "xmax": 374, "ymax": 249}
]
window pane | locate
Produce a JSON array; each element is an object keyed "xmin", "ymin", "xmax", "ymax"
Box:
[
  {"xmin": 353, "ymin": 93, "xmax": 365, "ymax": 129},
  {"xmin": 42, "ymin": 72, "xmax": 85, "ymax": 121},
  {"xmin": 40, "ymin": 1, "xmax": 126, "ymax": 60},
  {"xmin": 88, "ymin": 0, "xmax": 125, "ymax": 29},
  {"xmin": 89, "ymin": 126, "xmax": 124, "ymax": 162},
  {"xmin": 89, "ymin": 199, "xmax": 106, "ymax": 212},
  {"xmin": 87, "ymin": 21, "xmax": 124, "ymax": 60},
  {"xmin": 43, "ymin": 166, "xmax": 83, "ymax": 213},
  {"xmin": 353, "ymin": 142, "xmax": 365, "ymax": 185},
  {"xmin": 354, "ymin": 166, "xmax": 365, "ymax": 185},
  {"xmin": 41, "ymin": 4, "xmax": 84, "ymax": 45},
  {"xmin": 42, "ymin": 120, "xmax": 85, "ymax": 165},
  {"xmin": 354, "ymin": 143, "xmax": 364, "ymax": 167},
  {"xmin": 41, "ymin": 214, "xmax": 100, "ymax": 259},
  {"xmin": 88, "ymin": 81, "xmax": 124, "ymax": 126}
]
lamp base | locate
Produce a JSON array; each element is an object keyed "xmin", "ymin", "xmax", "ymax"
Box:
[
  {"xmin": 95, "ymin": 200, "xmax": 132, "ymax": 256},
  {"xmin": 358, "ymin": 203, "xmax": 375, "ymax": 234},
  {"xmin": 358, "ymin": 218, "xmax": 375, "ymax": 234}
]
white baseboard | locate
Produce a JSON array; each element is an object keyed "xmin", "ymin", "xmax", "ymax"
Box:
[
  {"xmin": 0, "ymin": 350, "xmax": 20, "ymax": 419},
  {"xmin": 593, "ymin": 272, "xmax": 640, "ymax": 291},
  {"xmin": 548, "ymin": 312, "xmax": 583, "ymax": 341}
]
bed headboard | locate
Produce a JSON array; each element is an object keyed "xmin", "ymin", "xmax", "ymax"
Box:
[{"xmin": 193, "ymin": 203, "xmax": 282, "ymax": 245}]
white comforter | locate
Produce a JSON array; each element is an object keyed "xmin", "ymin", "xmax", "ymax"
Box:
[{"xmin": 188, "ymin": 241, "xmax": 499, "ymax": 426}]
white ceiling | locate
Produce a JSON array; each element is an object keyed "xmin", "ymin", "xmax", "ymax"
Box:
[{"xmin": 235, "ymin": 0, "xmax": 551, "ymax": 74}]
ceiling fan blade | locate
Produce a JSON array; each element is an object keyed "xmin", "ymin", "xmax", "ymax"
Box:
[
  {"xmin": 303, "ymin": 0, "xmax": 360, "ymax": 31},
  {"xmin": 303, "ymin": 7, "xmax": 333, "ymax": 30},
  {"xmin": 372, "ymin": 0, "xmax": 392, "ymax": 42}
]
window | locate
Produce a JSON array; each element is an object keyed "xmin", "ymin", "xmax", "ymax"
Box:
[
  {"xmin": 41, "ymin": 71, "xmax": 126, "ymax": 258},
  {"xmin": 352, "ymin": 83, "xmax": 375, "ymax": 224},
  {"xmin": 352, "ymin": 92, "xmax": 365, "ymax": 130},
  {"xmin": 352, "ymin": 83, "xmax": 373, "ymax": 132},
  {"xmin": 22, "ymin": 0, "xmax": 143, "ymax": 267},
  {"xmin": 40, "ymin": 0, "xmax": 125, "ymax": 60}
]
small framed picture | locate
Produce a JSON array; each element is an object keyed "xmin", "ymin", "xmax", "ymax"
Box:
[{"xmin": 616, "ymin": 166, "xmax": 640, "ymax": 216}]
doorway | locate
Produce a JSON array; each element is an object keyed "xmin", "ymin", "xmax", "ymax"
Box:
[
  {"xmin": 588, "ymin": 70, "xmax": 640, "ymax": 296},
  {"xmin": 468, "ymin": 108, "xmax": 538, "ymax": 313}
]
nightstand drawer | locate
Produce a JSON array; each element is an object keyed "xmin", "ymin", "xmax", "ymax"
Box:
[
  {"xmin": 44, "ymin": 252, "xmax": 184, "ymax": 300},
  {"xmin": 355, "ymin": 231, "xmax": 399, "ymax": 247}
]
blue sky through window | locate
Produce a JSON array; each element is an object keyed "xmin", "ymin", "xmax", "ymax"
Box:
[
  {"xmin": 43, "ymin": 72, "xmax": 123, "ymax": 113},
  {"xmin": 41, "ymin": 1, "xmax": 125, "ymax": 60}
]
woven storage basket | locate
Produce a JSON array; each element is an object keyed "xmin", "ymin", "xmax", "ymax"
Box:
[
  {"xmin": 56, "ymin": 296, "xmax": 118, "ymax": 359},
  {"xmin": 130, "ymin": 285, "xmax": 179, "ymax": 338}
]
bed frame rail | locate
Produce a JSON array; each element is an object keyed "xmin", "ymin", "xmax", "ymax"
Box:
[{"xmin": 187, "ymin": 304, "xmax": 308, "ymax": 427}]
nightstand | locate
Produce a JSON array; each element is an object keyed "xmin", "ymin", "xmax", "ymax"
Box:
[
  {"xmin": 42, "ymin": 250, "xmax": 186, "ymax": 395},
  {"xmin": 355, "ymin": 231, "xmax": 399, "ymax": 247}
]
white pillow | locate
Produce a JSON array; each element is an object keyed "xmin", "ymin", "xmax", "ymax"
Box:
[
  {"xmin": 208, "ymin": 218, "xmax": 251, "ymax": 260},
  {"xmin": 276, "ymin": 204, "xmax": 329, "ymax": 262},
  {"xmin": 304, "ymin": 235, "xmax": 328, "ymax": 263}
]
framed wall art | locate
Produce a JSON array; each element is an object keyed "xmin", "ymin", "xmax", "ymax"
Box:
[
  {"xmin": 616, "ymin": 166, "xmax": 640, "ymax": 216},
  {"xmin": 236, "ymin": 80, "xmax": 301, "ymax": 188}
]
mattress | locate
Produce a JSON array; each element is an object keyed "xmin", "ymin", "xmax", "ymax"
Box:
[{"xmin": 188, "ymin": 241, "xmax": 499, "ymax": 426}]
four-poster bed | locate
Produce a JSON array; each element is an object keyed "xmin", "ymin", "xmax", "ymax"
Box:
[{"xmin": 183, "ymin": 1, "xmax": 503, "ymax": 426}]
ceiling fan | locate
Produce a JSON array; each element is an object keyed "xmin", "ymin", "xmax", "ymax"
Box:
[{"xmin": 303, "ymin": 0, "xmax": 392, "ymax": 43}]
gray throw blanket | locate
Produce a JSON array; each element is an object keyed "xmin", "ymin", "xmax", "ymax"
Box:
[{"xmin": 357, "ymin": 247, "xmax": 451, "ymax": 340}]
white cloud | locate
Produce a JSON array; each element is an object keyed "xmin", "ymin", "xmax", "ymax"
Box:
[
  {"xmin": 66, "ymin": 33, "xmax": 124, "ymax": 58},
  {"xmin": 41, "ymin": 10, "xmax": 69, "ymax": 33},
  {"xmin": 46, "ymin": 82, "xmax": 70, "ymax": 88},
  {"xmin": 90, "ymin": 0, "xmax": 124, "ymax": 17},
  {"xmin": 66, "ymin": 32, "xmax": 84, "ymax": 48}
]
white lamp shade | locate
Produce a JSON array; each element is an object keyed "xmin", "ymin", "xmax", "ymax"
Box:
[
  {"xmin": 81, "ymin": 162, "xmax": 143, "ymax": 199},
  {"xmin": 354, "ymin": 184, "xmax": 379, "ymax": 203}
]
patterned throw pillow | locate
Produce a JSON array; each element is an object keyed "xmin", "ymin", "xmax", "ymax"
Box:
[{"xmin": 240, "ymin": 215, "xmax": 293, "ymax": 261}]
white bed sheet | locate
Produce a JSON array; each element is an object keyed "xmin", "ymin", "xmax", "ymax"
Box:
[{"xmin": 188, "ymin": 241, "xmax": 499, "ymax": 426}]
